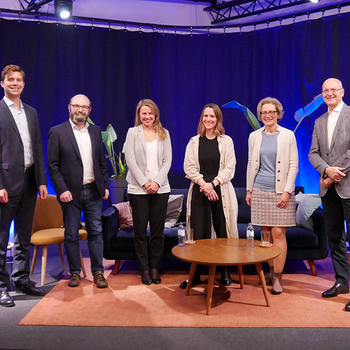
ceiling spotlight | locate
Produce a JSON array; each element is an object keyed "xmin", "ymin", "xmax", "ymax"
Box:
[
  {"xmin": 310, "ymin": 0, "xmax": 319, "ymax": 3},
  {"xmin": 54, "ymin": 0, "xmax": 73, "ymax": 19}
]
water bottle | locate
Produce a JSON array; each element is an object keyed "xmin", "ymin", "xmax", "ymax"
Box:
[
  {"xmin": 178, "ymin": 224, "xmax": 185, "ymax": 247},
  {"xmin": 246, "ymin": 223, "xmax": 254, "ymax": 248}
]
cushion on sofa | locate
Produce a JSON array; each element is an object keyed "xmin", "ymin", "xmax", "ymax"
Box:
[
  {"xmin": 113, "ymin": 194, "xmax": 184, "ymax": 229},
  {"xmin": 164, "ymin": 194, "xmax": 184, "ymax": 228},
  {"xmin": 113, "ymin": 202, "xmax": 133, "ymax": 228},
  {"xmin": 295, "ymin": 192, "xmax": 322, "ymax": 231}
]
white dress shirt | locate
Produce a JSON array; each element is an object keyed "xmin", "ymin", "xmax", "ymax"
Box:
[
  {"xmin": 69, "ymin": 119, "xmax": 95, "ymax": 185},
  {"xmin": 328, "ymin": 101, "xmax": 344, "ymax": 148},
  {"xmin": 4, "ymin": 96, "xmax": 33, "ymax": 167}
]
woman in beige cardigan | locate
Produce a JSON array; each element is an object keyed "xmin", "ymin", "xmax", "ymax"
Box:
[
  {"xmin": 180, "ymin": 103, "xmax": 238, "ymax": 289},
  {"xmin": 246, "ymin": 97, "xmax": 298, "ymax": 294}
]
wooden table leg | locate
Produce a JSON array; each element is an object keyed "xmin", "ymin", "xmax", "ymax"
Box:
[
  {"xmin": 237, "ymin": 265, "xmax": 244, "ymax": 289},
  {"xmin": 255, "ymin": 263, "xmax": 271, "ymax": 307},
  {"xmin": 206, "ymin": 264, "xmax": 216, "ymax": 315},
  {"xmin": 185, "ymin": 262, "xmax": 197, "ymax": 296}
]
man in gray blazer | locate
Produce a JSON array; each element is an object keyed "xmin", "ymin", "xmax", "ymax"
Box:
[
  {"xmin": 0, "ymin": 65, "xmax": 47, "ymax": 307},
  {"xmin": 48, "ymin": 94, "xmax": 109, "ymax": 289},
  {"xmin": 309, "ymin": 78, "xmax": 350, "ymax": 311}
]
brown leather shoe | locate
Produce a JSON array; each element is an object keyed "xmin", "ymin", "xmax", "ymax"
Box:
[
  {"xmin": 68, "ymin": 273, "xmax": 81, "ymax": 287},
  {"xmin": 94, "ymin": 271, "xmax": 108, "ymax": 288}
]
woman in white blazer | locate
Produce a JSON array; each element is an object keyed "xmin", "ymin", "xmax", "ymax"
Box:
[
  {"xmin": 246, "ymin": 97, "xmax": 298, "ymax": 294},
  {"xmin": 180, "ymin": 103, "xmax": 238, "ymax": 289},
  {"xmin": 125, "ymin": 99, "xmax": 172, "ymax": 285}
]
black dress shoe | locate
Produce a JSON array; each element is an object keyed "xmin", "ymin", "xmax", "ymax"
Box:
[
  {"xmin": 0, "ymin": 291, "xmax": 15, "ymax": 307},
  {"xmin": 16, "ymin": 281, "xmax": 45, "ymax": 296},
  {"xmin": 220, "ymin": 269, "xmax": 233, "ymax": 286},
  {"xmin": 322, "ymin": 282, "xmax": 349, "ymax": 298},
  {"xmin": 179, "ymin": 274, "xmax": 201, "ymax": 289},
  {"xmin": 345, "ymin": 301, "xmax": 350, "ymax": 311},
  {"xmin": 141, "ymin": 270, "xmax": 152, "ymax": 285}
]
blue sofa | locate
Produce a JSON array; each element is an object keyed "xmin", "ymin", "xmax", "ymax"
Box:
[{"xmin": 101, "ymin": 187, "xmax": 328, "ymax": 276}]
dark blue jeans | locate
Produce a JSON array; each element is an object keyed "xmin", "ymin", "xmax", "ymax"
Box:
[{"xmin": 60, "ymin": 182, "xmax": 104, "ymax": 275}]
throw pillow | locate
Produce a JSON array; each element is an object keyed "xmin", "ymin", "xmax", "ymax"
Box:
[
  {"xmin": 113, "ymin": 201, "xmax": 133, "ymax": 229},
  {"xmin": 164, "ymin": 194, "xmax": 184, "ymax": 228},
  {"xmin": 295, "ymin": 192, "xmax": 322, "ymax": 231}
]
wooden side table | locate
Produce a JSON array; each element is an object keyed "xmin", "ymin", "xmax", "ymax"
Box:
[{"xmin": 172, "ymin": 238, "xmax": 281, "ymax": 315}]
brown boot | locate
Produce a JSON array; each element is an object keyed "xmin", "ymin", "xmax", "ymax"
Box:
[{"xmin": 272, "ymin": 272, "xmax": 283, "ymax": 294}]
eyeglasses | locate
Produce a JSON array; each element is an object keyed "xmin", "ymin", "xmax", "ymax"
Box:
[
  {"xmin": 261, "ymin": 110, "xmax": 278, "ymax": 117},
  {"xmin": 322, "ymin": 88, "xmax": 343, "ymax": 95},
  {"xmin": 70, "ymin": 104, "xmax": 90, "ymax": 111}
]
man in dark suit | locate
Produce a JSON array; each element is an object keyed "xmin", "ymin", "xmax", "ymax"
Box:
[
  {"xmin": 48, "ymin": 94, "xmax": 109, "ymax": 288},
  {"xmin": 0, "ymin": 65, "xmax": 47, "ymax": 307},
  {"xmin": 309, "ymin": 78, "xmax": 350, "ymax": 311}
]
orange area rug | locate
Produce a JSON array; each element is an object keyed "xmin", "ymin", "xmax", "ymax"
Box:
[{"xmin": 20, "ymin": 258, "xmax": 350, "ymax": 327}]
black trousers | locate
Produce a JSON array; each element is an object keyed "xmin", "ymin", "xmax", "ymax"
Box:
[
  {"xmin": 321, "ymin": 184, "xmax": 350, "ymax": 285},
  {"xmin": 0, "ymin": 171, "xmax": 37, "ymax": 291},
  {"xmin": 129, "ymin": 193, "xmax": 169, "ymax": 272},
  {"xmin": 190, "ymin": 184, "xmax": 227, "ymax": 240}
]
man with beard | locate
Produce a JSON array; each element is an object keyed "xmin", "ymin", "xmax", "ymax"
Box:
[{"xmin": 47, "ymin": 94, "xmax": 109, "ymax": 288}]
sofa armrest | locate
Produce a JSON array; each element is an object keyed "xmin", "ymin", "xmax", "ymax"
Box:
[
  {"xmin": 101, "ymin": 206, "xmax": 120, "ymax": 254},
  {"xmin": 310, "ymin": 207, "xmax": 328, "ymax": 259}
]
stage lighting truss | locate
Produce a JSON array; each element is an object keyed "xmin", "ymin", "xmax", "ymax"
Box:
[
  {"xmin": 204, "ymin": 0, "xmax": 322, "ymax": 24},
  {"xmin": 21, "ymin": 0, "xmax": 73, "ymax": 19}
]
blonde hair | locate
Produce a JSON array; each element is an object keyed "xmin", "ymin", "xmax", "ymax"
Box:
[
  {"xmin": 135, "ymin": 99, "xmax": 167, "ymax": 141},
  {"xmin": 197, "ymin": 103, "xmax": 225, "ymax": 137},
  {"xmin": 257, "ymin": 97, "xmax": 284, "ymax": 122}
]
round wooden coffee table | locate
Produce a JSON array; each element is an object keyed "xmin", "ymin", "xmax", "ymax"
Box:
[{"xmin": 172, "ymin": 238, "xmax": 281, "ymax": 315}]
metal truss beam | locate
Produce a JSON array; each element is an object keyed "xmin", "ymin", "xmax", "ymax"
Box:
[
  {"xmin": 18, "ymin": 0, "xmax": 53, "ymax": 12},
  {"xmin": 205, "ymin": 0, "xmax": 315, "ymax": 24}
]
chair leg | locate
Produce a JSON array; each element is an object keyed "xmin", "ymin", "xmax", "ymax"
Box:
[
  {"xmin": 58, "ymin": 243, "xmax": 65, "ymax": 270},
  {"xmin": 80, "ymin": 251, "xmax": 87, "ymax": 278},
  {"xmin": 41, "ymin": 245, "xmax": 48, "ymax": 286},
  {"xmin": 308, "ymin": 260, "xmax": 317, "ymax": 276},
  {"xmin": 113, "ymin": 260, "xmax": 121, "ymax": 275},
  {"xmin": 30, "ymin": 245, "xmax": 40, "ymax": 275}
]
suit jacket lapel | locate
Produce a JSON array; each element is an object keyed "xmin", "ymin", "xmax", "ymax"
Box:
[
  {"xmin": 136, "ymin": 125, "xmax": 147, "ymax": 154},
  {"xmin": 63, "ymin": 121, "xmax": 82, "ymax": 159},
  {"xmin": 23, "ymin": 104, "xmax": 35, "ymax": 143},
  {"xmin": 330, "ymin": 105, "xmax": 348, "ymax": 151},
  {"xmin": 0, "ymin": 98, "xmax": 22, "ymax": 141},
  {"xmin": 89, "ymin": 126, "xmax": 97, "ymax": 160}
]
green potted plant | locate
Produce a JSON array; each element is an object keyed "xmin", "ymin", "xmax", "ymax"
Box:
[{"xmin": 88, "ymin": 119, "xmax": 128, "ymax": 203}]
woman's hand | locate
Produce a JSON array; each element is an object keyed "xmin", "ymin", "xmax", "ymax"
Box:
[
  {"xmin": 200, "ymin": 182, "xmax": 214, "ymax": 196},
  {"xmin": 206, "ymin": 189, "xmax": 219, "ymax": 201},
  {"xmin": 277, "ymin": 192, "xmax": 291, "ymax": 208},
  {"xmin": 246, "ymin": 191, "xmax": 251, "ymax": 207},
  {"xmin": 144, "ymin": 181, "xmax": 160, "ymax": 194}
]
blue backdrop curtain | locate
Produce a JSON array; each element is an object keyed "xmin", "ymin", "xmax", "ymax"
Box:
[{"xmin": 0, "ymin": 13, "xmax": 349, "ymax": 199}]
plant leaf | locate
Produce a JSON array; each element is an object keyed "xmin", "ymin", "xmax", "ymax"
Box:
[
  {"xmin": 106, "ymin": 124, "xmax": 118, "ymax": 143},
  {"xmin": 222, "ymin": 100, "xmax": 261, "ymax": 130},
  {"xmin": 294, "ymin": 94, "xmax": 324, "ymax": 133}
]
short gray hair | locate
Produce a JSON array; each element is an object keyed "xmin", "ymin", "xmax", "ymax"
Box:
[{"xmin": 257, "ymin": 97, "xmax": 284, "ymax": 122}]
